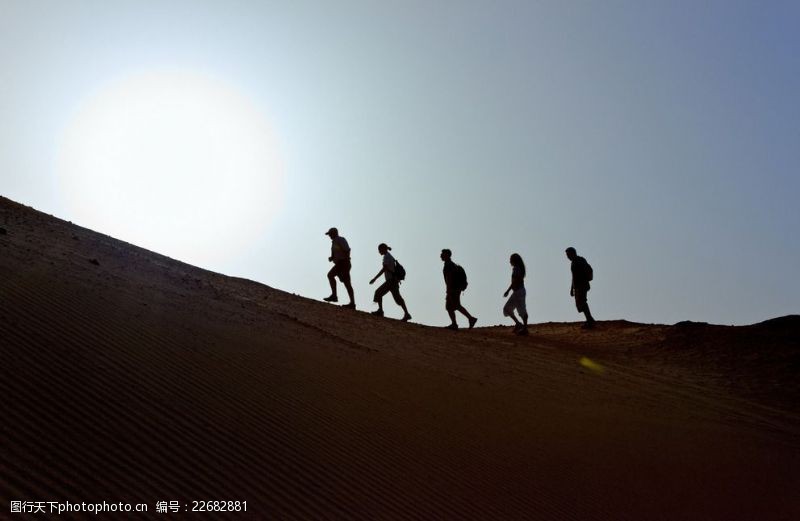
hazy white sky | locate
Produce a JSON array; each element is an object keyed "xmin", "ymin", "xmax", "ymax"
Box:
[{"xmin": 2, "ymin": 1, "xmax": 798, "ymax": 326}]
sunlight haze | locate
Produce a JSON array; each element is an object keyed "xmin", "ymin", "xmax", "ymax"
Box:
[{"xmin": 2, "ymin": 0, "xmax": 798, "ymax": 326}]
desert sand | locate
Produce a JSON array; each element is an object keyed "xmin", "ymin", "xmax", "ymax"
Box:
[{"xmin": 1, "ymin": 195, "xmax": 799, "ymax": 520}]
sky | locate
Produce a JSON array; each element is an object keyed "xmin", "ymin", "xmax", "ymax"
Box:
[{"xmin": 2, "ymin": 0, "xmax": 799, "ymax": 327}]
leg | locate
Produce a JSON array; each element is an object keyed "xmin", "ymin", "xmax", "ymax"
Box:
[
  {"xmin": 457, "ymin": 306, "xmax": 477, "ymax": 329},
  {"xmin": 344, "ymin": 280, "xmax": 355, "ymax": 305},
  {"xmin": 583, "ymin": 304, "xmax": 595, "ymax": 326},
  {"xmin": 450, "ymin": 290, "xmax": 473, "ymax": 323},
  {"xmin": 575, "ymin": 288, "xmax": 594, "ymax": 327},
  {"xmin": 457, "ymin": 305, "xmax": 475, "ymax": 320},
  {"xmin": 517, "ymin": 308, "xmax": 529, "ymax": 335},
  {"xmin": 445, "ymin": 292, "xmax": 458, "ymax": 328},
  {"xmin": 390, "ymin": 284, "xmax": 410, "ymax": 315},
  {"xmin": 447, "ymin": 309, "xmax": 457, "ymax": 327},
  {"xmin": 373, "ymin": 281, "xmax": 390, "ymax": 313},
  {"xmin": 392, "ymin": 285, "xmax": 411, "ymax": 321},
  {"xmin": 509, "ymin": 312, "xmax": 522, "ymax": 330},
  {"xmin": 325, "ymin": 265, "xmax": 338, "ymax": 301},
  {"xmin": 339, "ymin": 260, "xmax": 355, "ymax": 306},
  {"xmin": 504, "ymin": 295, "xmax": 521, "ymax": 328},
  {"xmin": 517, "ymin": 290, "xmax": 529, "ymax": 329}
]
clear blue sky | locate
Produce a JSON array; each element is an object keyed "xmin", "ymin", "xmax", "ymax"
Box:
[{"xmin": 2, "ymin": 1, "xmax": 798, "ymax": 326}]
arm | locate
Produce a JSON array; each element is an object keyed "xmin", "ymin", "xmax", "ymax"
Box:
[
  {"xmin": 506, "ymin": 269, "xmax": 523, "ymax": 296},
  {"xmin": 569, "ymin": 263, "xmax": 576, "ymax": 295},
  {"xmin": 370, "ymin": 267, "xmax": 385, "ymax": 285}
]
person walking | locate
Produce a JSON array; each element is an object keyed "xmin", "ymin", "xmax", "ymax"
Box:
[
  {"xmin": 566, "ymin": 247, "xmax": 595, "ymax": 328},
  {"xmin": 369, "ymin": 243, "xmax": 411, "ymax": 321},
  {"xmin": 503, "ymin": 253, "xmax": 528, "ymax": 335},
  {"xmin": 440, "ymin": 249, "xmax": 477, "ymax": 330},
  {"xmin": 324, "ymin": 227, "xmax": 355, "ymax": 309}
]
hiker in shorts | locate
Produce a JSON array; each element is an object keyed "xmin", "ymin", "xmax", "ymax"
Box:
[
  {"xmin": 566, "ymin": 247, "xmax": 595, "ymax": 328},
  {"xmin": 440, "ymin": 249, "xmax": 477, "ymax": 330},
  {"xmin": 324, "ymin": 227, "xmax": 355, "ymax": 309},
  {"xmin": 503, "ymin": 253, "xmax": 528, "ymax": 335},
  {"xmin": 369, "ymin": 243, "xmax": 411, "ymax": 321}
]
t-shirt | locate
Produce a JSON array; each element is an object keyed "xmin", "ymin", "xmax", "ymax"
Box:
[
  {"xmin": 442, "ymin": 259, "xmax": 456, "ymax": 289},
  {"xmin": 511, "ymin": 265, "xmax": 525, "ymax": 291},
  {"xmin": 571, "ymin": 256, "xmax": 591, "ymax": 290},
  {"xmin": 331, "ymin": 236, "xmax": 350, "ymax": 262},
  {"xmin": 382, "ymin": 252, "xmax": 396, "ymax": 280}
]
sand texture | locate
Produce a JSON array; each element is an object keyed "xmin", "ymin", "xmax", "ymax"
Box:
[{"xmin": 2, "ymin": 195, "xmax": 799, "ymax": 520}]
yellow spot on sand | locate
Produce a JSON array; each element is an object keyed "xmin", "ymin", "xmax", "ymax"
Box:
[{"xmin": 580, "ymin": 357, "xmax": 605, "ymax": 374}]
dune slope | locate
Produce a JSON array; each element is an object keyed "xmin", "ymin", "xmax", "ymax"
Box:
[{"xmin": 1, "ymin": 196, "xmax": 799, "ymax": 520}]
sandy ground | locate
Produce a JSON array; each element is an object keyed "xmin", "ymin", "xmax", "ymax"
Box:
[{"xmin": 1, "ymin": 195, "xmax": 799, "ymax": 520}]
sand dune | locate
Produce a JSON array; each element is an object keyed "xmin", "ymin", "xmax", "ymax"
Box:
[{"xmin": 1, "ymin": 195, "xmax": 799, "ymax": 520}]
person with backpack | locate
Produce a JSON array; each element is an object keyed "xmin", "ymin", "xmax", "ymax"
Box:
[
  {"xmin": 369, "ymin": 243, "xmax": 411, "ymax": 321},
  {"xmin": 324, "ymin": 227, "xmax": 355, "ymax": 309},
  {"xmin": 440, "ymin": 249, "xmax": 477, "ymax": 330},
  {"xmin": 503, "ymin": 253, "xmax": 528, "ymax": 335},
  {"xmin": 566, "ymin": 247, "xmax": 596, "ymax": 328}
]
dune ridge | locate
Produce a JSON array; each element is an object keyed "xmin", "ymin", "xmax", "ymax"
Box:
[{"xmin": 2, "ymin": 195, "xmax": 799, "ymax": 520}]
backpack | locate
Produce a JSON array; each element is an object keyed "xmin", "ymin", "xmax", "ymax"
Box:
[
  {"xmin": 453, "ymin": 264, "xmax": 468, "ymax": 291},
  {"xmin": 394, "ymin": 261, "xmax": 406, "ymax": 281},
  {"xmin": 585, "ymin": 262, "xmax": 593, "ymax": 282}
]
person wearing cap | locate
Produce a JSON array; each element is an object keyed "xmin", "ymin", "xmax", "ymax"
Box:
[
  {"xmin": 369, "ymin": 243, "xmax": 411, "ymax": 321},
  {"xmin": 324, "ymin": 227, "xmax": 355, "ymax": 308},
  {"xmin": 440, "ymin": 248, "xmax": 477, "ymax": 330},
  {"xmin": 566, "ymin": 246, "xmax": 596, "ymax": 328}
]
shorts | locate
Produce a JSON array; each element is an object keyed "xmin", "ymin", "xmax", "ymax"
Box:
[
  {"xmin": 574, "ymin": 286, "xmax": 589, "ymax": 313},
  {"xmin": 503, "ymin": 288, "xmax": 527, "ymax": 317},
  {"xmin": 328, "ymin": 259, "xmax": 351, "ymax": 284},
  {"xmin": 374, "ymin": 278, "xmax": 404, "ymax": 305},
  {"xmin": 445, "ymin": 290, "xmax": 461, "ymax": 312}
]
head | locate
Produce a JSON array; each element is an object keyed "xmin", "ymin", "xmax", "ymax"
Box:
[
  {"xmin": 440, "ymin": 248, "xmax": 452, "ymax": 261},
  {"xmin": 510, "ymin": 252, "xmax": 526, "ymax": 277},
  {"xmin": 565, "ymin": 247, "xmax": 577, "ymax": 261},
  {"xmin": 325, "ymin": 227, "xmax": 339, "ymax": 239},
  {"xmin": 378, "ymin": 243, "xmax": 391, "ymax": 254}
]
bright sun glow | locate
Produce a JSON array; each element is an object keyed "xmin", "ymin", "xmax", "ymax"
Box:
[{"xmin": 57, "ymin": 71, "xmax": 283, "ymax": 267}]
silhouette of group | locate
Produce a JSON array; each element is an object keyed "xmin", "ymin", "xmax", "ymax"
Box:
[{"xmin": 325, "ymin": 227, "xmax": 597, "ymax": 332}]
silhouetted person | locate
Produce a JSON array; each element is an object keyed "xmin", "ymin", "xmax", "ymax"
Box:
[
  {"xmin": 503, "ymin": 253, "xmax": 528, "ymax": 335},
  {"xmin": 440, "ymin": 249, "xmax": 477, "ymax": 330},
  {"xmin": 566, "ymin": 247, "xmax": 595, "ymax": 328},
  {"xmin": 324, "ymin": 227, "xmax": 355, "ymax": 309},
  {"xmin": 369, "ymin": 243, "xmax": 411, "ymax": 321}
]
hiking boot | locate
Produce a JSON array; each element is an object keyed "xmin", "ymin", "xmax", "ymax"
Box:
[
  {"xmin": 582, "ymin": 321, "xmax": 595, "ymax": 329},
  {"xmin": 323, "ymin": 295, "xmax": 338, "ymax": 303},
  {"xmin": 468, "ymin": 317, "xmax": 478, "ymax": 329},
  {"xmin": 401, "ymin": 313, "xmax": 412, "ymax": 322},
  {"xmin": 342, "ymin": 302, "xmax": 356, "ymax": 309},
  {"xmin": 371, "ymin": 309, "xmax": 384, "ymax": 317},
  {"xmin": 515, "ymin": 327, "xmax": 529, "ymax": 336},
  {"xmin": 445, "ymin": 323, "xmax": 459, "ymax": 330},
  {"xmin": 513, "ymin": 323, "xmax": 524, "ymax": 333}
]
